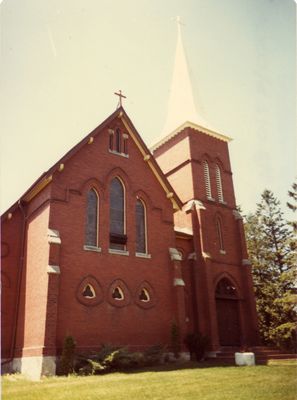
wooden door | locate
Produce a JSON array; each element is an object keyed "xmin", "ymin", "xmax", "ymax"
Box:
[{"xmin": 216, "ymin": 298, "xmax": 240, "ymax": 346}]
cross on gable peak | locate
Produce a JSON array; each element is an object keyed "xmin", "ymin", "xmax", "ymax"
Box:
[{"xmin": 114, "ymin": 90, "xmax": 127, "ymax": 108}]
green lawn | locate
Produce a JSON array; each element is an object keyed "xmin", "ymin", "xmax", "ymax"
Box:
[{"xmin": 3, "ymin": 361, "xmax": 297, "ymax": 400}]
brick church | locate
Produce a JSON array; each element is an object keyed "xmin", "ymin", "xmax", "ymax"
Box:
[{"xmin": 1, "ymin": 22, "xmax": 259, "ymax": 378}]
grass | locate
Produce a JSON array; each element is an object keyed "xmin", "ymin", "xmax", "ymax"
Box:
[{"xmin": 2, "ymin": 360, "xmax": 297, "ymax": 400}]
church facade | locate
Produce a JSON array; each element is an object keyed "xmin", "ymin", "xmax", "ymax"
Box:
[{"xmin": 1, "ymin": 24, "xmax": 259, "ymax": 379}]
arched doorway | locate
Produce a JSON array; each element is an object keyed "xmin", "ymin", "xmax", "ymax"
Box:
[{"xmin": 215, "ymin": 278, "xmax": 240, "ymax": 346}]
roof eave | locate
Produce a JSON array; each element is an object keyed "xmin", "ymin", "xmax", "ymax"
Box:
[
  {"xmin": 2, "ymin": 106, "xmax": 183, "ymax": 218},
  {"xmin": 151, "ymin": 121, "xmax": 233, "ymax": 152}
]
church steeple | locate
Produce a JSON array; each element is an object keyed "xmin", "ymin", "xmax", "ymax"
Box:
[
  {"xmin": 162, "ymin": 17, "xmax": 208, "ymax": 135},
  {"xmin": 152, "ymin": 17, "xmax": 231, "ymax": 150}
]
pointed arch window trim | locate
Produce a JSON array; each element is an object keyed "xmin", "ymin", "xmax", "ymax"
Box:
[
  {"xmin": 215, "ymin": 277, "xmax": 238, "ymax": 299},
  {"xmin": 85, "ymin": 188, "xmax": 100, "ymax": 248},
  {"xmin": 108, "ymin": 128, "xmax": 129, "ymax": 158}
]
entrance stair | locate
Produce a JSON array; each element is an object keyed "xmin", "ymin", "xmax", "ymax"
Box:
[{"xmin": 205, "ymin": 346, "xmax": 297, "ymax": 365}]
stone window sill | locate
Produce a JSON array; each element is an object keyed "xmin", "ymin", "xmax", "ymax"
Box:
[
  {"xmin": 135, "ymin": 252, "xmax": 151, "ymax": 259},
  {"xmin": 219, "ymin": 200, "xmax": 227, "ymax": 205},
  {"xmin": 83, "ymin": 245, "xmax": 102, "ymax": 253},
  {"xmin": 108, "ymin": 248, "xmax": 130, "ymax": 256},
  {"xmin": 109, "ymin": 149, "xmax": 129, "ymax": 158}
]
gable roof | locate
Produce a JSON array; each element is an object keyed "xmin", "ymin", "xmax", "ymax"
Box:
[{"xmin": 2, "ymin": 107, "xmax": 182, "ymax": 219}]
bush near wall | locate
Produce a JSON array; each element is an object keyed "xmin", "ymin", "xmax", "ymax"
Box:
[{"xmin": 75, "ymin": 344, "xmax": 166, "ymax": 375}]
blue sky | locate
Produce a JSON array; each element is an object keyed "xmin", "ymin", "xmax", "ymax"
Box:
[{"xmin": 1, "ymin": 0, "xmax": 296, "ymax": 219}]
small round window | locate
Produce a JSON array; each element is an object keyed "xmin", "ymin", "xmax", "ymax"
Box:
[
  {"xmin": 139, "ymin": 288, "xmax": 150, "ymax": 302},
  {"xmin": 82, "ymin": 284, "xmax": 96, "ymax": 299},
  {"xmin": 112, "ymin": 286, "xmax": 124, "ymax": 300}
]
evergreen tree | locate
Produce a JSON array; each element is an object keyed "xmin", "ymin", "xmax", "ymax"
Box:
[
  {"xmin": 244, "ymin": 190, "xmax": 296, "ymax": 350},
  {"xmin": 287, "ymin": 180, "xmax": 297, "ymax": 232},
  {"xmin": 59, "ymin": 335, "xmax": 76, "ymax": 375}
]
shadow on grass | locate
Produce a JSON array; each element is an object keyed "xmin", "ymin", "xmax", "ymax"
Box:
[{"xmin": 119, "ymin": 360, "xmax": 234, "ymax": 375}]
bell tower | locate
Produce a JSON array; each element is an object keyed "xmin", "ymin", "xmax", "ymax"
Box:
[{"xmin": 152, "ymin": 18, "xmax": 259, "ymax": 348}]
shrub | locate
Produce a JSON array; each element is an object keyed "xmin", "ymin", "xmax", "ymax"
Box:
[
  {"xmin": 77, "ymin": 358, "xmax": 105, "ymax": 375},
  {"xmin": 184, "ymin": 332, "xmax": 210, "ymax": 361},
  {"xmin": 270, "ymin": 322, "xmax": 297, "ymax": 352},
  {"xmin": 143, "ymin": 344, "xmax": 165, "ymax": 365},
  {"xmin": 75, "ymin": 343, "xmax": 166, "ymax": 375},
  {"xmin": 59, "ymin": 335, "xmax": 76, "ymax": 375}
]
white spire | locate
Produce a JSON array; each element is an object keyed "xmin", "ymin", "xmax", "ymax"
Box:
[
  {"xmin": 151, "ymin": 18, "xmax": 232, "ymax": 150},
  {"xmin": 160, "ymin": 17, "xmax": 222, "ymax": 139}
]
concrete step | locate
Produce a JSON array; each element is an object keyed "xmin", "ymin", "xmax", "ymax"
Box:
[
  {"xmin": 206, "ymin": 346, "xmax": 297, "ymax": 365},
  {"xmin": 256, "ymin": 354, "xmax": 297, "ymax": 360}
]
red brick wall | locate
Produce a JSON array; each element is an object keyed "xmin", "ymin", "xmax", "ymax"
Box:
[
  {"xmin": 48, "ymin": 118, "xmax": 178, "ymax": 352},
  {"xmin": 2, "ymin": 115, "xmax": 259, "ymax": 360},
  {"xmin": 18, "ymin": 205, "xmax": 50, "ymax": 357},
  {"xmin": 1, "ymin": 209, "xmax": 23, "ymax": 359},
  {"xmin": 154, "ymin": 126, "xmax": 259, "ymax": 347}
]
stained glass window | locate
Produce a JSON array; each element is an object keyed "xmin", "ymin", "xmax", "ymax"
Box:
[
  {"xmin": 136, "ymin": 199, "xmax": 146, "ymax": 253},
  {"xmin": 85, "ymin": 189, "xmax": 98, "ymax": 246},
  {"xmin": 110, "ymin": 178, "xmax": 126, "ymax": 250}
]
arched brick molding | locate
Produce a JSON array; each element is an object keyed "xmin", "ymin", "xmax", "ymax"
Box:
[
  {"xmin": 76, "ymin": 275, "xmax": 104, "ymax": 307},
  {"xmin": 107, "ymin": 279, "xmax": 131, "ymax": 308},
  {"xmin": 134, "ymin": 281, "xmax": 157, "ymax": 309}
]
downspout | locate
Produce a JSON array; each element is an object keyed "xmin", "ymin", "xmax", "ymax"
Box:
[
  {"xmin": 2, "ymin": 200, "xmax": 27, "ymax": 366},
  {"xmin": 185, "ymin": 200, "xmax": 205, "ymax": 334}
]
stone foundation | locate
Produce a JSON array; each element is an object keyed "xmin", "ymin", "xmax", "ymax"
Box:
[{"xmin": 3, "ymin": 356, "xmax": 56, "ymax": 380}]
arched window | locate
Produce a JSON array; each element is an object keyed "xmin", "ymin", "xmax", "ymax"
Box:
[
  {"xmin": 215, "ymin": 164, "xmax": 224, "ymax": 202},
  {"xmin": 216, "ymin": 217, "xmax": 225, "ymax": 252},
  {"xmin": 85, "ymin": 189, "xmax": 99, "ymax": 247},
  {"xmin": 109, "ymin": 129, "xmax": 114, "ymax": 151},
  {"xmin": 139, "ymin": 288, "xmax": 150, "ymax": 302},
  {"xmin": 215, "ymin": 278, "xmax": 237, "ymax": 298},
  {"xmin": 203, "ymin": 161, "xmax": 212, "ymax": 199},
  {"xmin": 123, "ymin": 135, "xmax": 128, "ymax": 155},
  {"xmin": 110, "ymin": 177, "xmax": 126, "ymax": 250},
  {"xmin": 112, "ymin": 286, "xmax": 124, "ymax": 300},
  {"xmin": 115, "ymin": 128, "xmax": 121, "ymax": 153},
  {"xmin": 82, "ymin": 284, "xmax": 96, "ymax": 299},
  {"xmin": 136, "ymin": 199, "xmax": 147, "ymax": 254}
]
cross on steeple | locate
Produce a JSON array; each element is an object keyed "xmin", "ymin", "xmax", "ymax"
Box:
[
  {"xmin": 114, "ymin": 90, "xmax": 126, "ymax": 108},
  {"xmin": 174, "ymin": 16, "xmax": 185, "ymax": 26}
]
